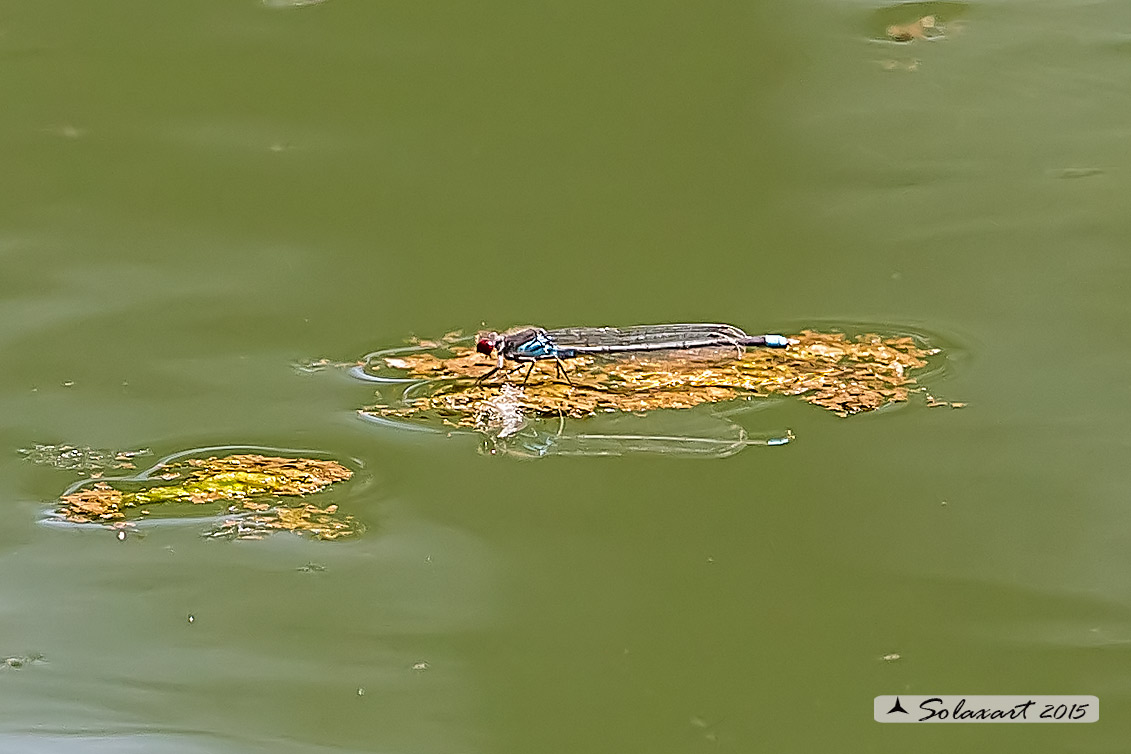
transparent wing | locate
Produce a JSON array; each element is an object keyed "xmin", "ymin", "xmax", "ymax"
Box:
[{"xmin": 545, "ymin": 323, "xmax": 752, "ymax": 353}]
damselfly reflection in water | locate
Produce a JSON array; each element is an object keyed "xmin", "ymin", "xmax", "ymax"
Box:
[
  {"xmin": 473, "ymin": 384, "xmax": 793, "ymax": 458},
  {"xmin": 359, "ymin": 383, "xmax": 792, "ymax": 459}
]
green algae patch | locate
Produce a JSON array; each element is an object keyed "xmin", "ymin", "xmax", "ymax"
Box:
[
  {"xmin": 365, "ymin": 330, "xmax": 949, "ymax": 427},
  {"xmin": 58, "ymin": 454, "xmax": 360, "ymax": 540}
]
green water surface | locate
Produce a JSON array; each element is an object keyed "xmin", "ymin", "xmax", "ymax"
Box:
[{"xmin": 3, "ymin": 1, "xmax": 1130, "ymax": 752}]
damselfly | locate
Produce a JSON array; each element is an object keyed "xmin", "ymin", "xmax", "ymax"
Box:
[{"xmin": 475, "ymin": 323, "xmax": 790, "ymax": 385}]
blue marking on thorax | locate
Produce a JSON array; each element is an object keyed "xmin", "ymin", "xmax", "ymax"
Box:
[{"xmin": 513, "ymin": 333, "xmax": 558, "ymax": 360}]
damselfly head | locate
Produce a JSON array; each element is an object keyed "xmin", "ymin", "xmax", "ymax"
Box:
[{"xmin": 476, "ymin": 332, "xmax": 499, "ymax": 356}]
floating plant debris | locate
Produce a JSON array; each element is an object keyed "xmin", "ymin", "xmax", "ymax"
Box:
[
  {"xmin": 363, "ymin": 330, "xmax": 945, "ymax": 425},
  {"xmin": 926, "ymin": 394, "xmax": 966, "ymax": 409},
  {"xmin": 2, "ymin": 653, "xmax": 46, "ymax": 670},
  {"xmin": 872, "ymin": 2, "xmax": 967, "ymax": 43},
  {"xmin": 56, "ymin": 454, "xmax": 359, "ymax": 540},
  {"xmin": 886, "ymin": 14, "xmax": 943, "ymax": 42},
  {"xmin": 205, "ymin": 503, "xmax": 358, "ymax": 541},
  {"xmin": 19, "ymin": 444, "xmax": 150, "ymax": 472}
]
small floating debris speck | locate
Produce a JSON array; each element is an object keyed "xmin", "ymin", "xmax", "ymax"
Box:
[
  {"xmin": 1049, "ymin": 167, "xmax": 1105, "ymax": 180},
  {"xmin": 47, "ymin": 124, "xmax": 86, "ymax": 139},
  {"xmin": 262, "ymin": 0, "xmax": 328, "ymax": 7},
  {"xmin": 3, "ymin": 654, "xmax": 46, "ymax": 670},
  {"xmin": 887, "ymin": 15, "xmax": 942, "ymax": 42}
]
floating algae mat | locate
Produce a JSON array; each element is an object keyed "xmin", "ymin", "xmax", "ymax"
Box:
[
  {"xmin": 55, "ymin": 452, "xmax": 360, "ymax": 540},
  {"xmin": 361, "ymin": 329, "xmax": 954, "ymax": 428}
]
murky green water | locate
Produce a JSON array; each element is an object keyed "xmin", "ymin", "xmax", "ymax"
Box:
[{"xmin": 3, "ymin": 1, "xmax": 1130, "ymax": 751}]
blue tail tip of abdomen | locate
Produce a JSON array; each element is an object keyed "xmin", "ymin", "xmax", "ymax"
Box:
[{"xmin": 764, "ymin": 334, "xmax": 790, "ymax": 348}]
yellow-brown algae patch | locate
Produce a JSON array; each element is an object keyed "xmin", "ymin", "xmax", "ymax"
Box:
[
  {"xmin": 56, "ymin": 454, "xmax": 356, "ymax": 540},
  {"xmin": 367, "ymin": 330, "xmax": 948, "ymax": 425}
]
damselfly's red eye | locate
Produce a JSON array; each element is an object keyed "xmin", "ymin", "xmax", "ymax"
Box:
[{"xmin": 476, "ymin": 338, "xmax": 494, "ymax": 356}]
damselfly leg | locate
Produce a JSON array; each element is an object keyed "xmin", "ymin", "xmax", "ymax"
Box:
[
  {"xmin": 477, "ymin": 362, "xmax": 534, "ymax": 385},
  {"xmin": 475, "ymin": 367, "xmax": 501, "ymax": 385},
  {"xmin": 554, "ymin": 358, "xmax": 573, "ymax": 386},
  {"xmin": 515, "ymin": 359, "xmax": 573, "ymax": 386},
  {"xmin": 477, "ymin": 360, "xmax": 573, "ymax": 386},
  {"xmin": 520, "ymin": 362, "xmax": 536, "ymax": 386}
]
